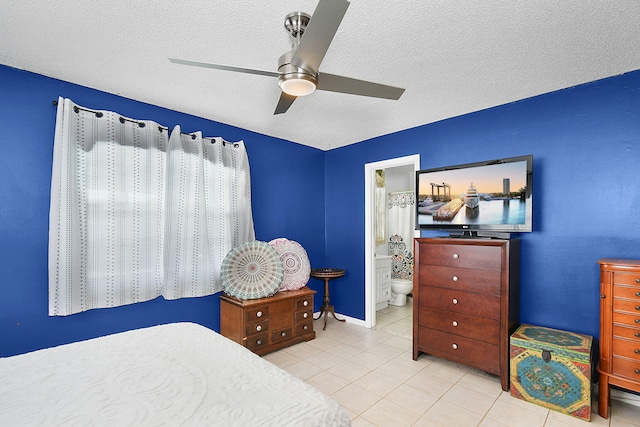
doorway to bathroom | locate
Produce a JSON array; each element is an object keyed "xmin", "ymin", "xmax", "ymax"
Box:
[{"xmin": 364, "ymin": 154, "xmax": 420, "ymax": 329}]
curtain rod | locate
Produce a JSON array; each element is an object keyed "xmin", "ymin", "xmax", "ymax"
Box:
[{"xmin": 51, "ymin": 100, "xmax": 236, "ymax": 145}]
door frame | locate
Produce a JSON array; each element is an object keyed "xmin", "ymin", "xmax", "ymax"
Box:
[{"xmin": 364, "ymin": 154, "xmax": 420, "ymax": 328}]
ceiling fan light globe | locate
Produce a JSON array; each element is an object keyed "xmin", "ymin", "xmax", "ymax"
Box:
[{"xmin": 278, "ymin": 74, "xmax": 317, "ymax": 97}]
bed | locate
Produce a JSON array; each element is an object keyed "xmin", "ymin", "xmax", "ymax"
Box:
[{"xmin": 0, "ymin": 322, "xmax": 351, "ymax": 426}]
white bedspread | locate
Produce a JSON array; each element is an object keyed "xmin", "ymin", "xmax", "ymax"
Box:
[{"xmin": 0, "ymin": 322, "xmax": 351, "ymax": 426}]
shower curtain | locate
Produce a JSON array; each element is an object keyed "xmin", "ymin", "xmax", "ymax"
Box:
[
  {"xmin": 387, "ymin": 191, "xmax": 415, "ymax": 280},
  {"xmin": 49, "ymin": 97, "xmax": 254, "ymax": 316}
]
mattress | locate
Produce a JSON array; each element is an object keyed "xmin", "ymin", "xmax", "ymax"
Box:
[{"xmin": 0, "ymin": 322, "xmax": 351, "ymax": 426}]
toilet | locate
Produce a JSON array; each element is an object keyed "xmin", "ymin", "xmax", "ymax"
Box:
[{"xmin": 389, "ymin": 279, "xmax": 413, "ymax": 306}]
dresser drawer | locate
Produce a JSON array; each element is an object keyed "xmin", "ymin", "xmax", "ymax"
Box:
[
  {"xmin": 612, "ymin": 338, "xmax": 640, "ymax": 361},
  {"xmin": 613, "ymin": 285, "xmax": 640, "ymax": 300},
  {"xmin": 419, "ymin": 286, "xmax": 500, "ymax": 320},
  {"xmin": 419, "ymin": 244, "xmax": 502, "ymax": 271},
  {"xmin": 613, "ymin": 273, "xmax": 640, "ymax": 287},
  {"xmin": 419, "ymin": 264, "xmax": 501, "ymax": 295},
  {"xmin": 246, "ymin": 320, "xmax": 269, "ymax": 336},
  {"xmin": 613, "ymin": 324, "xmax": 640, "ymax": 340},
  {"xmin": 612, "ymin": 357, "xmax": 640, "ymax": 381},
  {"xmin": 246, "ymin": 306, "xmax": 269, "ymax": 322},
  {"xmin": 418, "ymin": 327, "xmax": 500, "ymax": 373},
  {"xmin": 613, "ymin": 311, "xmax": 640, "ymax": 328},
  {"xmin": 613, "ymin": 298, "xmax": 640, "ymax": 315},
  {"xmin": 418, "ymin": 307, "xmax": 500, "ymax": 344}
]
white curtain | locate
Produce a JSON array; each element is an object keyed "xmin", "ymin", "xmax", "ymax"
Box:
[
  {"xmin": 388, "ymin": 191, "xmax": 414, "ymax": 245},
  {"xmin": 388, "ymin": 191, "xmax": 415, "ymax": 280},
  {"xmin": 49, "ymin": 98, "xmax": 254, "ymax": 316}
]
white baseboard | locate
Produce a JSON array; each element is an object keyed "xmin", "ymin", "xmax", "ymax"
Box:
[
  {"xmin": 313, "ymin": 311, "xmax": 368, "ymax": 328},
  {"xmin": 611, "ymin": 388, "xmax": 640, "ymax": 407}
]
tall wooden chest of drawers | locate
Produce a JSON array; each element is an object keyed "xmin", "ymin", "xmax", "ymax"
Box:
[
  {"xmin": 413, "ymin": 238, "xmax": 520, "ymax": 391},
  {"xmin": 220, "ymin": 287, "xmax": 316, "ymax": 356},
  {"xmin": 597, "ymin": 259, "xmax": 640, "ymax": 419}
]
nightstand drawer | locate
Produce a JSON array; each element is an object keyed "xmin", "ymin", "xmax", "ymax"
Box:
[
  {"xmin": 246, "ymin": 333, "xmax": 269, "ymax": 351},
  {"xmin": 296, "ymin": 322, "xmax": 313, "ymax": 334},
  {"xmin": 295, "ymin": 310, "xmax": 313, "ymax": 322},
  {"xmin": 246, "ymin": 306, "xmax": 269, "ymax": 322},
  {"xmin": 272, "ymin": 328, "xmax": 293, "ymax": 343},
  {"xmin": 246, "ymin": 320, "xmax": 269, "ymax": 336},
  {"xmin": 296, "ymin": 297, "xmax": 313, "ymax": 310}
]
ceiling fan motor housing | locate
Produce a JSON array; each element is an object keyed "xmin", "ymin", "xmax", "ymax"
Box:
[{"xmin": 278, "ymin": 49, "xmax": 318, "ymax": 96}]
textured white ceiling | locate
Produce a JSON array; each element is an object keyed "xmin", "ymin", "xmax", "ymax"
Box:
[{"xmin": 2, "ymin": 1, "xmax": 639, "ymax": 150}]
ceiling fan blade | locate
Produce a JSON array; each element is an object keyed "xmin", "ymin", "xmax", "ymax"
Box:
[
  {"xmin": 290, "ymin": 0, "xmax": 350, "ymax": 73},
  {"xmin": 274, "ymin": 92, "xmax": 297, "ymax": 115},
  {"xmin": 169, "ymin": 58, "xmax": 281, "ymax": 78},
  {"xmin": 317, "ymin": 72, "xmax": 405, "ymax": 100}
]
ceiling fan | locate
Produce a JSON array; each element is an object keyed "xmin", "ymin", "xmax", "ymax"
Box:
[{"xmin": 169, "ymin": 0, "xmax": 405, "ymax": 115}]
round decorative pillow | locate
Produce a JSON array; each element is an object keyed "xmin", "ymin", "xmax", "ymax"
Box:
[
  {"xmin": 268, "ymin": 238, "xmax": 311, "ymax": 291},
  {"xmin": 221, "ymin": 240, "xmax": 283, "ymax": 300}
]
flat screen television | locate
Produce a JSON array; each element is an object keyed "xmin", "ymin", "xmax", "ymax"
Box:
[{"xmin": 415, "ymin": 154, "xmax": 533, "ymax": 238}]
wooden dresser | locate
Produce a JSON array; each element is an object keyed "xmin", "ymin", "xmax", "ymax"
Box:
[
  {"xmin": 220, "ymin": 287, "xmax": 315, "ymax": 356},
  {"xmin": 597, "ymin": 259, "xmax": 640, "ymax": 419},
  {"xmin": 413, "ymin": 237, "xmax": 520, "ymax": 391}
]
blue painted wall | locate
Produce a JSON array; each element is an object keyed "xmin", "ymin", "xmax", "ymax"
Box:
[
  {"xmin": 324, "ymin": 70, "xmax": 640, "ymax": 340},
  {"xmin": 2, "ymin": 63, "xmax": 638, "ymax": 357},
  {"xmin": 0, "ymin": 65, "xmax": 325, "ymax": 357}
]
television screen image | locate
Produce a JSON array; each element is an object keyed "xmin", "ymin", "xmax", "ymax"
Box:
[{"xmin": 415, "ymin": 155, "xmax": 533, "ymax": 237}]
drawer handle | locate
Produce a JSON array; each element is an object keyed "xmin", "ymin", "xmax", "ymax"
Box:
[
  {"xmin": 636, "ymin": 369, "xmax": 640, "ymax": 374},
  {"xmin": 452, "ymin": 321, "xmax": 458, "ymax": 327},
  {"xmin": 256, "ymin": 325, "xmax": 262, "ymax": 332},
  {"xmin": 636, "ymin": 332, "xmax": 640, "ymax": 338},
  {"xmin": 636, "ymin": 319, "xmax": 640, "ymax": 324},
  {"xmin": 636, "ymin": 291, "xmax": 640, "ymax": 297},
  {"xmin": 635, "ymin": 349, "xmax": 640, "ymax": 354},
  {"xmin": 452, "ymin": 298, "xmax": 458, "ymax": 305},
  {"xmin": 636, "ymin": 306, "xmax": 640, "ymax": 311},
  {"xmin": 256, "ymin": 311, "xmax": 263, "ymax": 318},
  {"xmin": 303, "ymin": 325, "xmax": 308, "ymax": 330},
  {"xmin": 453, "ymin": 253, "xmax": 459, "ymax": 259},
  {"xmin": 636, "ymin": 278, "xmax": 640, "ymax": 284},
  {"xmin": 303, "ymin": 313, "xmax": 308, "ymax": 318},
  {"xmin": 452, "ymin": 276, "xmax": 459, "ymax": 282},
  {"xmin": 256, "ymin": 339, "xmax": 263, "ymax": 346},
  {"xmin": 452, "ymin": 343, "xmax": 458, "ymax": 350},
  {"xmin": 281, "ymin": 331, "xmax": 287, "ymax": 337},
  {"xmin": 303, "ymin": 300, "xmax": 309, "ymax": 306}
]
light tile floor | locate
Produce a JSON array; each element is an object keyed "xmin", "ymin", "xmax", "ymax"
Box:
[{"xmin": 264, "ymin": 301, "xmax": 640, "ymax": 427}]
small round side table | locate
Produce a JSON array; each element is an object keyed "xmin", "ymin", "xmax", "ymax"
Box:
[{"xmin": 310, "ymin": 268, "xmax": 346, "ymax": 330}]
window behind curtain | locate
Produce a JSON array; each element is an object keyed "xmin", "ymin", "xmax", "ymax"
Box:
[{"xmin": 49, "ymin": 97, "xmax": 254, "ymax": 316}]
